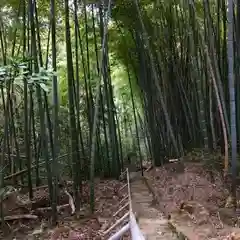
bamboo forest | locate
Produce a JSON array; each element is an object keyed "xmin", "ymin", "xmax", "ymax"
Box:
[{"xmin": 1, "ymin": 0, "xmax": 240, "ymax": 239}]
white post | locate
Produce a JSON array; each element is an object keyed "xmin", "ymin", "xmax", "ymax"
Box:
[{"xmin": 130, "ymin": 212, "xmax": 145, "ymax": 240}]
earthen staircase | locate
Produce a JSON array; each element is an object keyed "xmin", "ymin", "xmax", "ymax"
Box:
[{"xmin": 130, "ymin": 174, "xmax": 178, "ymax": 239}]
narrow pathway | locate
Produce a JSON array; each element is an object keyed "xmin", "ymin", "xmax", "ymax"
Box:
[{"xmin": 130, "ymin": 175, "xmax": 178, "ymax": 239}]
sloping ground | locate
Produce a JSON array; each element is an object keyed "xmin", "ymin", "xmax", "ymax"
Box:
[
  {"xmin": 6, "ymin": 159, "xmax": 240, "ymax": 239},
  {"xmin": 0, "ymin": 179, "xmax": 129, "ymax": 239},
  {"xmin": 144, "ymin": 161, "xmax": 240, "ymax": 240},
  {"xmin": 130, "ymin": 175, "xmax": 178, "ymax": 239}
]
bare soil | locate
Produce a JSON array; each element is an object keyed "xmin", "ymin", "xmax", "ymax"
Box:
[{"xmin": 145, "ymin": 161, "xmax": 240, "ymax": 239}]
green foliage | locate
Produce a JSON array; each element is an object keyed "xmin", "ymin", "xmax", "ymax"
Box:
[{"xmin": 0, "ymin": 60, "xmax": 55, "ymax": 94}]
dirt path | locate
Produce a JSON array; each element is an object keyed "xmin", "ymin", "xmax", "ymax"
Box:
[{"xmin": 130, "ymin": 176, "xmax": 178, "ymax": 239}]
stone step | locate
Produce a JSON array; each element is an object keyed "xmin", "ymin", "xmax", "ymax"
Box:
[
  {"xmin": 130, "ymin": 178, "xmax": 177, "ymax": 239},
  {"xmin": 139, "ymin": 220, "xmax": 177, "ymax": 240}
]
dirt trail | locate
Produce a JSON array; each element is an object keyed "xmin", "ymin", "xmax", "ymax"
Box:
[{"xmin": 130, "ymin": 176, "xmax": 178, "ymax": 239}]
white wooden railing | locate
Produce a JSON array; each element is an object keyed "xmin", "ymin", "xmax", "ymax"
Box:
[{"xmin": 103, "ymin": 168, "xmax": 145, "ymax": 240}]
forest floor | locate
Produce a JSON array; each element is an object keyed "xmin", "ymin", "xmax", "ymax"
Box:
[
  {"xmin": 0, "ymin": 178, "xmax": 131, "ymax": 239},
  {"xmin": 145, "ymin": 160, "xmax": 240, "ymax": 239},
  {"xmin": 2, "ymin": 153, "xmax": 240, "ymax": 239}
]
